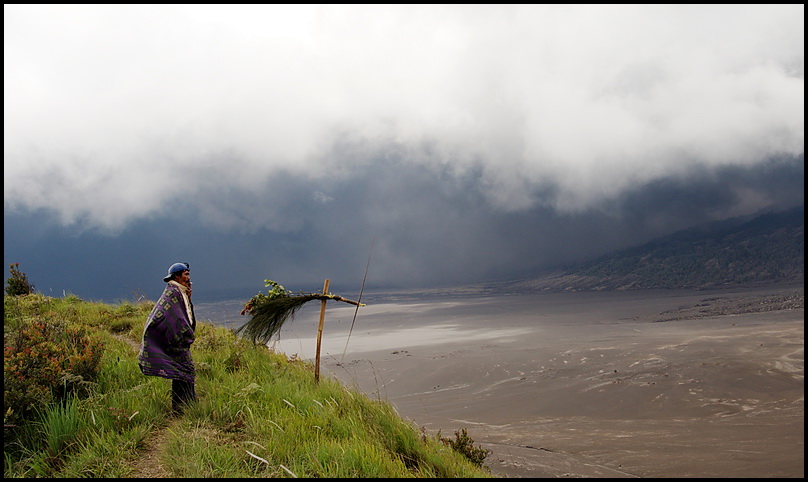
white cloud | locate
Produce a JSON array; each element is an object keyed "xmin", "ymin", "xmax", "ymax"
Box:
[{"xmin": 4, "ymin": 4, "xmax": 803, "ymax": 229}]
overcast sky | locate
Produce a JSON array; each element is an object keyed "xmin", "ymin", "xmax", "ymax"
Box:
[{"xmin": 4, "ymin": 4, "xmax": 804, "ymax": 304}]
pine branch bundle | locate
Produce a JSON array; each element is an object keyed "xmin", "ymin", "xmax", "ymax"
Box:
[
  {"xmin": 236, "ymin": 294, "xmax": 320, "ymax": 345},
  {"xmin": 236, "ymin": 279, "xmax": 365, "ymax": 345}
]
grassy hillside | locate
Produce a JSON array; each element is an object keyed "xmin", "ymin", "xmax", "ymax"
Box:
[{"xmin": 3, "ymin": 293, "xmax": 492, "ymax": 478}]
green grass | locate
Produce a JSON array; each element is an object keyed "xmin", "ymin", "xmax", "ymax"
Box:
[{"xmin": 3, "ymin": 294, "xmax": 494, "ymax": 478}]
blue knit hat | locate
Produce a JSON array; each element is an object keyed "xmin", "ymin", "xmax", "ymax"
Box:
[{"xmin": 163, "ymin": 262, "xmax": 190, "ymax": 282}]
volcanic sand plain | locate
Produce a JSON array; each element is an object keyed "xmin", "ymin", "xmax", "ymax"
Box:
[{"xmin": 205, "ymin": 286, "xmax": 805, "ymax": 478}]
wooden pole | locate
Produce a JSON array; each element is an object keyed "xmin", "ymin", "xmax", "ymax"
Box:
[{"xmin": 314, "ymin": 279, "xmax": 330, "ymax": 383}]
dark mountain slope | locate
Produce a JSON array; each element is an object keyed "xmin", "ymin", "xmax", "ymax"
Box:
[{"xmin": 512, "ymin": 206, "xmax": 804, "ymax": 292}]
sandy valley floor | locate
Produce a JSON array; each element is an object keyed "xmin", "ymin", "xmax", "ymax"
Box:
[{"xmin": 201, "ymin": 286, "xmax": 804, "ymax": 478}]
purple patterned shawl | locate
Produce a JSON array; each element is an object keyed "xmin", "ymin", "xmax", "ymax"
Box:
[{"xmin": 138, "ymin": 282, "xmax": 196, "ymax": 383}]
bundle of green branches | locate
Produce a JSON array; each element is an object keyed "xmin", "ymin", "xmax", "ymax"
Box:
[{"xmin": 237, "ymin": 280, "xmax": 362, "ymax": 345}]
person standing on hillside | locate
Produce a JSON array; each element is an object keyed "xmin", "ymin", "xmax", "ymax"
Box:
[{"xmin": 138, "ymin": 262, "xmax": 197, "ymax": 414}]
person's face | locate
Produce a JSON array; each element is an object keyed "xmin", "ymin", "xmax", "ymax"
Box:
[{"xmin": 177, "ymin": 270, "xmax": 190, "ymax": 285}]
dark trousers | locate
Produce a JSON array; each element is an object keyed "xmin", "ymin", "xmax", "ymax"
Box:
[{"xmin": 171, "ymin": 379, "xmax": 197, "ymax": 412}]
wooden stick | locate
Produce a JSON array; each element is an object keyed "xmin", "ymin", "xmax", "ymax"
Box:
[
  {"xmin": 314, "ymin": 279, "xmax": 330, "ymax": 383},
  {"xmin": 307, "ymin": 293, "xmax": 364, "ymax": 307}
]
